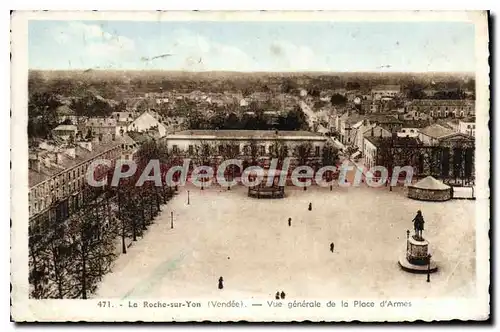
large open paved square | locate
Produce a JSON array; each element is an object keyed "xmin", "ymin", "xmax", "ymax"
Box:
[{"xmin": 95, "ymin": 184, "xmax": 475, "ymax": 300}]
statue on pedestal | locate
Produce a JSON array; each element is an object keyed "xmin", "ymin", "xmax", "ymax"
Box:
[
  {"xmin": 412, "ymin": 210, "xmax": 425, "ymax": 240},
  {"xmin": 399, "ymin": 210, "xmax": 437, "ymax": 274}
]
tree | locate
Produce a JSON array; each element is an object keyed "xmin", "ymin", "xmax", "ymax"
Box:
[
  {"xmin": 222, "ymin": 141, "xmax": 241, "ymax": 189},
  {"xmin": 29, "ymin": 218, "xmax": 51, "ymax": 298},
  {"xmin": 281, "ymin": 78, "xmax": 297, "ymax": 94},
  {"xmin": 294, "ymin": 142, "xmax": 313, "ymax": 167},
  {"xmin": 321, "ymin": 143, "xmax": 339, "ymax": 183},
  {"xmin": 345, "ymin": 82, "xmax": 361, "ymax": 90},
  {"xmin": 406, "ymin": 83, "xmax": 427, "ymax": 99},
  {"xmin": 330, "ymin": 94, "xmax": 347, "ymax": 106},
  {"xmin": 224, "ymin": 112, "xmax": 241, "ymax": 129},
  {"xmin": 293, "ymin": 142, "xmax": 313, "ymax": 190},
  {"xmin": 282, "ymin": 107, "xmax": 308, "ymax": 131},
  {"xmin": 28, "ymin": 92, "xmax": 61, "ymax": 139},
  {"xmin": 187, "ymin": 109, "xmax": 205, "ymax": 130},
  {"xmin": 270, "ymin": 139, "xmax": 290, "ymax": 169},
  {"xmin": 71, "ymin": 95, "xmax": 113, "ymax": 117}
]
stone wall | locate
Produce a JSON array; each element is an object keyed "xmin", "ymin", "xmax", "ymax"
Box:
[{"xmin": 407, "ymin": 187, "xmax": 452, "ymax": 201}]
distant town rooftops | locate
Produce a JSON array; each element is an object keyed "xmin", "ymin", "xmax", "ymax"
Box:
[
  {"xmin": 166, "ymin": 130, "xmax": 325, "ymax": 140},
  {"xmin": 371, "ymin": 85, "xmax": 401, "ymax": 91}
]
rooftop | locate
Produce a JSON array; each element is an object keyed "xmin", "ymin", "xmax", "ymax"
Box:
[
  {"xmin": 86, "ymin": 117, "xmax": 117, "ymax": 127},
  {"xmin": 367, "ymin": 114, "xmax": 402, "ymax": 124},
  {"xmin": 345, "ymin": 114, "xmax": 366, "ymax": 125},
  {"xmin": 56, "ymin": 105, "xmax": 74, "ymax": 115},
  {"xmin": 399, "ymin": 119, "xmax": 432, "ymax": 128},
  {"xmin": 410, "ymin": 99, "xmax": 474, "ymax": 106},
  {"xmin": 410, "ymin": 176, "xmax": 450, "ymax": 190},
  {"xmin": 364, "ymin": 135, "xmax": 421, "ymax": 147},
  {"xmin": 29, "ymin": 137, "xmax": 127, "ymax": 188},
  {"xmin": 53, "ymin": 125, "xmax": 77, "ymax": 131},
  {"xmin": 419, "ymin": 124, "xmax": 455, "ymax": 139}
]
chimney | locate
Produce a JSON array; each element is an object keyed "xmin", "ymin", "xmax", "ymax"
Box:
[
  {"xmin": 65, "ymin": 147, "xmax": 76, "ymax": 158},
  {"xmin": 77, "ymin": 141, "xmax": 92, "ymax": 151},
  {"xmin": 55, "ymin": 152, "xmax": 64, "ymax": 165},
  {"xmin": 28, "ymin": 155, "xmax": 41, "ymax": 173}
]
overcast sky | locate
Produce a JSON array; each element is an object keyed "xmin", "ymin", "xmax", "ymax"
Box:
[{"xmin": 28, "ymin": 20, "xmax": 475, "ymax": 72}]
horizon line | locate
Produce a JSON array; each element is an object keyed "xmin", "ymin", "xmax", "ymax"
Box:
[{"xmin": 29, "ymin": 69, "xmax": 475, "ymax": 75}]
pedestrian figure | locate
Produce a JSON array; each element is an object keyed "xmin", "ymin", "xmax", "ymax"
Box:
[
  {"xmin": 288, "ymin": 218, "xmax": 292, "ymax": 227},
  {"xmin": 218, "ymin": 276, "xmax": 224, "ymax": 290},
  {"xmin": 330, "ymin": 242, "xmax": 334, "ymax": 253},
  {"xmin": 280, "ymin": 291, "xmax": 286, "ymax": 300},
  {"xmin": 275, "ymin": 291, "xmax": 280, "ymax": 300},
  {"xmin": 308, "ymin": 202, "xmax": 312, "ymax": 211}
]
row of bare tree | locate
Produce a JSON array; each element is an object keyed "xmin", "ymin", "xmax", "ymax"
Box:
[
  {"xmin": 28, "ymin": 140, "xmax": 176, "ymax": 299},
  {"xmin": 173, "ymin": 139, "xmax": 339, "ymax": 169}
]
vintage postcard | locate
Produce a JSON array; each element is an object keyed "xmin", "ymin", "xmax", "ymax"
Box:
[{"xmin": 11, "ymin": 11, "xmax": 490, "ymax": 322}]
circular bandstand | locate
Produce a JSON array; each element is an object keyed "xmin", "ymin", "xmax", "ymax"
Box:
[
  {"xmin": 247, "ymin": 169, "xmax": 285, "ymax": 199},
  {"xmin": 407, "ymin": 176, "xmax": 452, "ymax": 202}
]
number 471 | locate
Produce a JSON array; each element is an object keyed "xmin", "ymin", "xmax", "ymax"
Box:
[{"xmin": 97, "ymin": 301, "xmax": 111, "ymax": 308}]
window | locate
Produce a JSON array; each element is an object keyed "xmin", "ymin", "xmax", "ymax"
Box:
[
  {"xmin": 430, "ymin": 111, "xmax": 434, "ymax": 117},
  {"xmin": 315, "ymin": 146, "xmax": 320, "ymax": 157},
  {"xmin": 188, "ymin": 145, "xmax": 194, "ymax": 155},
  {"xmin": 260, "ymin": 145, "xmax": 265, "ymax": 155},
  {"xmin": 467, "ymin": 125, "xmax": 471, "ymax": 129},
  {"xmin": 233, "ymin": 145, "xmax": 240, "ymax": 155},
  {"xmin": 243, "ymin": 145, "xmax": 249, "ymax": 155},
  {"xmin": 172, "ymin": 145, "xmax": 179, "ymax": 154},
  {"xmin": 437, "ymin": 111, "xmax": 441, "ymax": 117}
]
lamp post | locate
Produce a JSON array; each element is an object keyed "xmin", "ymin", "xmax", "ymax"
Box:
[
  {"xmin": 406, "ymin": 229, "xmax": 410, "ymax": 252},
  {"xmin": 187, "ymin": 190, "xmax": 190, "ymax": 205},
  {"xmin": 171, "ymin": 211, "xmax": 174, "ymax": 229},
  {"xmin": 427, "ymin": 253, "xmax": 432, "ymax": 282}
]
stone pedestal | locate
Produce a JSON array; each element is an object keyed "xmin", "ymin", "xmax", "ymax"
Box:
[{"xmin": 398, "ymin": 236, "xmax": 438, "ymax": 273}]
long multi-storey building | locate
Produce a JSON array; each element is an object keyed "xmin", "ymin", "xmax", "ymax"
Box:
[
  {"xmin": 28, "ymin": 135, "xmax": 137, "ymax": 221},
  {"xmin": 163, "ymin": 130, "xmax": 329, "ymax": 167},
  {"xmin": 405, "ymin": 99, "xmax": 475, "ymax": 118}
]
